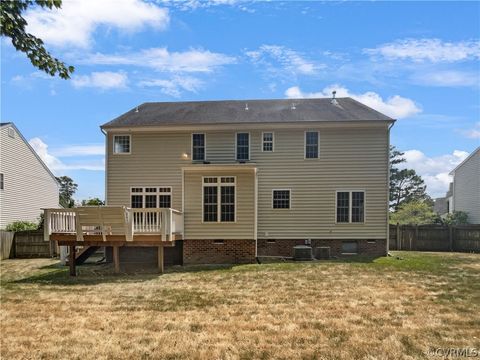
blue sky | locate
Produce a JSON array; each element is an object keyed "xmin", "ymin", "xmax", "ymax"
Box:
[{"xmin": 1, "ymin": 0, "xmax": 479, "ymax": 200}]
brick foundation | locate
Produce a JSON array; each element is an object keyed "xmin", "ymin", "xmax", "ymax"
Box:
[
  {"xmin": 257, "ymin": 239, "xmax": 387, "ymax": 258},
  {"xmin": 183, "ymin": 239, "xmax": 256, "ymax": 265}
]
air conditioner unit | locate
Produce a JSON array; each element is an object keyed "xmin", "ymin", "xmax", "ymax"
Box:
[{"xmin": 315, "ymin": 247, "xmax": 330, "ymax": 260}]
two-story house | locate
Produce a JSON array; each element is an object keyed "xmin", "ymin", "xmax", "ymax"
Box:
[
  {"xmin": 0, "ymin": 122, "xmax": 59, "ymax": 229},
  {"xmin": 99, "ymin": 97, "xmax": 394, "ymax": 265}
]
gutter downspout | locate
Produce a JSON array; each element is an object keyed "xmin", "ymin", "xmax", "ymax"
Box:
[
  {"xmin": 101, "ymin": 128, "xmax": 108, "ymax": 205},
  {"xmin": 386, "ymin": 121, "xmax": 395, "ymax": 255}
]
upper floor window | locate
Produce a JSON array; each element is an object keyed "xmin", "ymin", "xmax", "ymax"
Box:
[
  {"xmin": 273, "ymin": 189, "xmax": 290, "ymax": 209},
  {"xmin": 262, "ymin": 132, "xmax": 274, "ymax": 152},
  {"xmin": 192, "ymin": 133, "xmax": 205, "ymax": 161},
  {"xmin": 336, "ymin": 191, "xmax": 365, "ymax": 223},
  {"xmin": 305, "ymin": 131, "xmax": 319, "ymax": 159},
  {"xmin": 236, "ymin": 133, "xmax": 250, "ymax": 161},
  {"xmin": 113, "ymin": 135, "xmax": 131, "ymax": 154},
  {"xmin": 0, "ymin": 173, "xmax": 4, "ymax": 190}
]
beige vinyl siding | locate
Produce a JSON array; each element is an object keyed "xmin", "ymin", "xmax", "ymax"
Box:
[
  {"xmin": 253, "ymin": 128, "xmax": 388, "ymax": 239},
  {"xmin": 0, "ymin": 125, "xmax": 59, "ymax": 229},
  {"xmin": 106, "ymin": 132, "xmax": 188, "ymax": 209},
  {"xmin": 106, "ymin": 124, "xmax": 389, "ymax": 240},
  {"xmin": 453, "ymin": 150, "xmax": 480, "ymax": 223},
  {"xmin": 183, "ymin": 170, "xmax": 255, "ymax": 239}
]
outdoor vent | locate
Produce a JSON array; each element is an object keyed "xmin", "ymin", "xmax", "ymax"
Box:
[
  {"xmin": 315, "ymin": 247, "xmax": 330, "ymax": 260},
  {"xmin": 8, "ymin": 127, "xmax": 15, "ymax": 138},
  {"xmin": 293, "ymin": 245, "xmax": 312, "ymax": 261}
]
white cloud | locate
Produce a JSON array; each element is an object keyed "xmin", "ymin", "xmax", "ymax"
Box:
[
  {"xmin": 284, "ymin": 84, "xmax": 421, "ymax": 119},
  {"xmin": 459, "ymin": 122, "xmax": 480, "ymax": 139},
  {"xmin": 138, "ymin": 76, "xmax": 203, "ymax": 97},
  {"xmin": 25, "ymin": 0, "xmax": 169, "ymax": 48},
  {"xmin": 365, "ymin": 38, "xmax": 480, "ymax": 63},
  {"xmin": 413, "ymin": 70, "xmax": 480, "ymax": 87},
  {"xmin": 401, "ymin": 149, "xmax": 469, "ymax": 198},
  {"xmin": 84, "ymin": 47, "xmax": 235, "ymax": 73},
  {"xmin": 29, "ymin": 138, "xmax": 104, "ymax": 172},
  {"xmin": 246, "ymin": 45, "xmax": 324, "ymax": 76},
  {"xmin": 51, "ymin": 144, "xmax": 105, "ymax": 157},
  {"xmin": 72, "ymin": 71, "xmax": 128, "ymax": 90}
]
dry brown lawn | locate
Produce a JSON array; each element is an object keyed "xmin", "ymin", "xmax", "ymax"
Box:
[{"xmin": 1, "ymin": 252, "xmax": 479, "ymax": 359}]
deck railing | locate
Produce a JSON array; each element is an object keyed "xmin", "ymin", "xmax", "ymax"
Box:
[{"xmin": 43, "ymin": 207, "xmax": 183, "ymax": 242}]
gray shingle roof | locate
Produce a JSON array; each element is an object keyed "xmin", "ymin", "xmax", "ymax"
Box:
[{"xmin": 101, "ymin": 97, "xmax": 394, "ymax": 129}]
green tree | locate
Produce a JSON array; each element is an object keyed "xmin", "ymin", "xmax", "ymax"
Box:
[
  {"xmin": 81, "ymin": 198, "xmax": 105, "ymax": 206},
  {"xmin": 390, "ymin": 201, "xmax": 439, "ymax": 225},
  {"xmin": 0, "ymin": 0, "xmax": 74, "ymax": 79},
  {"xmin": 389, "ymin": 146, "xmax": 430, "ymax": 210},
  {"xmin": 56, "ymin": 176, "xmax": 77, "ymax": 208},
  {"xmin": 443, "ymin": 211, "xmax": 469, "ymax": 225}
]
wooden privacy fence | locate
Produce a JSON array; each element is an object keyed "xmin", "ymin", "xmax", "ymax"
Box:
[
  {"xmin": 0, "ymin": 231, "xmax": 15, "ymax": 260},
  {"xmin": 15, "ymin": 230, "xmax": 56, "ymax": 258},
  {"xmin": 389, "ymin": 224, "xmax": 480, "ymax": 253}
]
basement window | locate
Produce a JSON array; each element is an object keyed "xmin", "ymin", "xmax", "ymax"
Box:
[{"xmin": 342, "ymin": 241, "xmax": 358, "ymax": 254}]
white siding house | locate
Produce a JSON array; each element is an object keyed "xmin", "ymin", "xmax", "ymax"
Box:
[
  {"xmin": 450, "ymin": 147, "xmax": 480, "ymax": 224},
  {"xmin": 0, "ymin": 123, "xmax": 59, "ymax": 229}
]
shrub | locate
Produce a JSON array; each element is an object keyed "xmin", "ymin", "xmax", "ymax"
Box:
[
  {"xmin": 5, "ymin": 221, "xmax": 39, "ymax": 232},
  {"xmin": 443, "ymin": 211, "xmax": 469, "ymax": 225}
]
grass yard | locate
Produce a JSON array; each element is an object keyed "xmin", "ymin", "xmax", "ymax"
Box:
[{"xmin": 1, "ymin": 252, "xmax": 479, "ymax": 359}]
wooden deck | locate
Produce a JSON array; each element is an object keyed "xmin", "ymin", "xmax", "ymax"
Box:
[
  {"xmin": 51, "ymin": 233, "xmax": 181, "ymax": 247},
  {"xmin": 43, "ymin": 206, "xmax": 184, "ymax": 276}
]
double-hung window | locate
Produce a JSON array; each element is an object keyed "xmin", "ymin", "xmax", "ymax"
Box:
[
  {"xmin": 272, "ymin": 189, "xmax": 291, "ymax": 209},
  {"xmin": 113, "ymin": 135, "xmax": 131, "ymax": 154},
  {"xmin": 336, "ymin": 191, "xmax": 365, "ymax": 223},
  {"xmin": 203, "ymin": 177, "xmax": 236, "ymax": 222},
  {"xmin": 236, "ymin": 133, "xmax": 249, "ymax": 161},
  {"xmin": 305, "ymin": 131, "xmax": 319, "ymax": 159},
  {"xmin": 262, "ymin": 132, "xmax": 274, "ymax": 152},
  {"xmin": 192, "ymin": 133, "xmax": 205, "ymax": 161}
]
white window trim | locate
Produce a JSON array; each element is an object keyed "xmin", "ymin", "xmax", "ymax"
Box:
[
  {"xmin": 113, "ymin": 134, "xmax": 131, "ymax": 155},
  {"xmin": 262, "ymin": 131, "xmax": 275, "ymax": 152},
  {"xmin": 335, "ymin": 190, "xmax": 366, "ymax": 224},
  {"xmin": 130, "ymin": 186, "xmax": 172, "ymax": 208},
  {"xmin": 235, "ymin": 132, "xmax": 250, "ymax": 161},
  {"xmin": 201, "ymin": 176, "xmax": 237, "ymax": 223},
  {"xmin": 191, "ymin": 133, "xmax": 206, "ymax": 162},
  {"xmin": 304, "ymin": 131, "xmax": 320, "ymax": 159},
  {"xmin": 272, "ymin": 189, "xmax": 291, "ymax": 210}
]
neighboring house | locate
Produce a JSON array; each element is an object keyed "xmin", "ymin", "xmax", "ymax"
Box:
[
  {"xmin": 434, "ymin": 182, "xmax": 453, "ymax": 217},
  {"xmin": 100, "ymin": 97, "xmax": 395, "ymax": 265},
  {"xmin": 448, "ymin": 147, "xmax": 480, "ymax": 223},
  {"xmin": 0, "ymin": 123, "xmax": 59, "ymax": 229}
]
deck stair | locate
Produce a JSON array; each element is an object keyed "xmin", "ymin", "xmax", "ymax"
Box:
[{"xmin": 66, "ymin": 246, "xmax": 101, "ymax": 265}]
